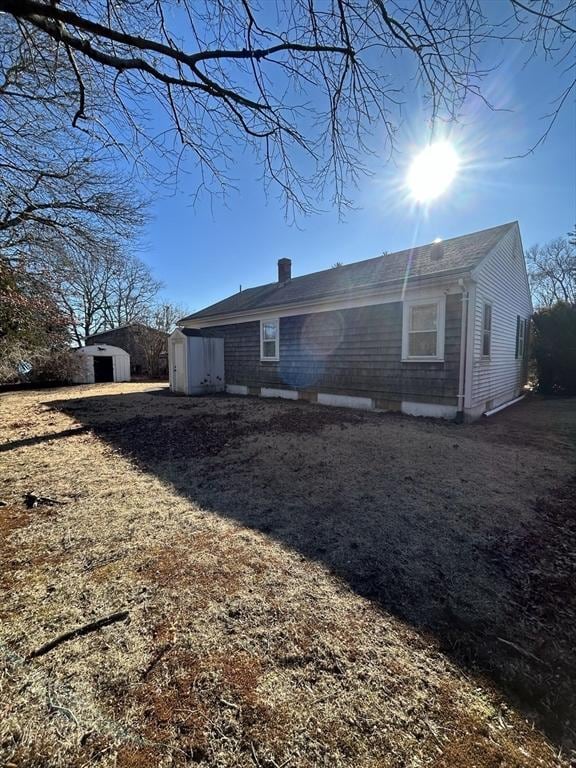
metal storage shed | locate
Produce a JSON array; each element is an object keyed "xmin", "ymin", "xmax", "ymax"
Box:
[{"xmin": 73, "ymin": 344, "xmax": 131, "ymax": 384}]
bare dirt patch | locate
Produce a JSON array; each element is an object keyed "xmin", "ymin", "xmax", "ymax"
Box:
[{"xmin": 0, "ymin": 383, "xmax": 574, "ymax": 767}]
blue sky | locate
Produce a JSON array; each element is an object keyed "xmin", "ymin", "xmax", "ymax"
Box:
[{"xmin": 142, "ymin": 27, "xmax": 576, "ymax": 314}]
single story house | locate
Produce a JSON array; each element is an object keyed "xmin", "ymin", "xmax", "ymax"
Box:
[
  {"xmin": 176, "ymin": 221, "xmax": 532, "ymax": 421},
  {"xmin": 86, "ymin": 323, "xmax": 168, "ymax": 378}
]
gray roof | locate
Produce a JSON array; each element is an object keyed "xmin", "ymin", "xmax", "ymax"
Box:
[
  {"xmin": 181, "ymin": 222, "xmax": 516, "ymax": 323},
  {"xmin": 87, "ymin": 323, "xmax": 167, "ymax": 341}
]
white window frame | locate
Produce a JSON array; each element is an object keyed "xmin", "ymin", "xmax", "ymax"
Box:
[
  {"xmin": 482, "ymin": 302, "xmax": 492, "ymax": 358},
  {"xmin": 402, "ymin": 296, "xmax": 446, "ymax": 362},
  {"xmin": 260, "ymin": 317, "xmax": 280, "ymax": 362}
]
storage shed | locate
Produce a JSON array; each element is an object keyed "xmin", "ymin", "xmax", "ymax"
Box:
[
  {"xmin": 73, "ymin": 344, "xmax": 131, "ymax": 384},
  {"xmin": 168, "ymin": 328, "xmax": 224, "ymax": 395}
]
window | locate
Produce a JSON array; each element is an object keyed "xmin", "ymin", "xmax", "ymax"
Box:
[
  {"xmin": 260, "ymin": 318, "xmax": 279, "ymax": 361},
  {"xmin": 402, "ymin": 297, "xmax": 445, "ymax": 361},
  {"xmin": 482, "ymin": 303, "xmax": 492, "ymax": 357},
  {"xmin": 516, "ymin": 315, "xmax": 526, "ymax": 359}
]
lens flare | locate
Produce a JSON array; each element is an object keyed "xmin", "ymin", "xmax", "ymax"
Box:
[{"xmin": 407, "ymin": 142, "xmax": 460, "ymax": 202}]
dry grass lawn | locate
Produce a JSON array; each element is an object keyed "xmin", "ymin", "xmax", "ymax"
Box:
[{"xmin": 1, "ymin": 383, "xmax": 575, "ymax": 767}]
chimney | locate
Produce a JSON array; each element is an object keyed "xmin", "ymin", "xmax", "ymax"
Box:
[
  {"xmin": 431, "ymin": 238, "xmax": 444, "ymax": 260},
  {"xmin": 278, "ymin": 257, "xmax": 292, "ymax": 283}
]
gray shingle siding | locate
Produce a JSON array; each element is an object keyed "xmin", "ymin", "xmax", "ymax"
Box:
[{"xmin": 201, "ymin": 295, "xmax": 462, "ymax": 405}]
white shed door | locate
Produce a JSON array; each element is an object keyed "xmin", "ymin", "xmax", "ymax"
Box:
[{"xmin": 173, "ymin": 341, "xmax": 187, "ymax": 393}]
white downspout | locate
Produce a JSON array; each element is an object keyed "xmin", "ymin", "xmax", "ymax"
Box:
[{"xmin": 456, "ymin": 279, "xmax": 469, "ymax": 423}]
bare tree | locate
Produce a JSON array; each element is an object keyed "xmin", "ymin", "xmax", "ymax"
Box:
[
  {"xmin": 527, "ymin": 235, "xmax": 576, "ymax": 308},
  {"xmin": 48, "ymin": 247, "xmax": 162, "ymax": 346},
  {"xmin": 142, "ymin": 302, "xmax": 187, "ymax": 335},
  {"xmin": 1, "ymin": 1, "xmax": 573, "ymax": 216},
  {"xmin": 0, "ymin": 19, "xmax": 144, "ymax": 264},
  {"xmin": 103, "ymin": 258, "xmax": 164, "ymax": 330}
]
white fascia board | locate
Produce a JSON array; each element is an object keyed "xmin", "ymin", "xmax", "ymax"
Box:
[
  {"xmin": 470, "ymin": 223, "xmax": 525, "ymax": 289},
  {"xmin": 512, "ymin": 223, "xmax": 534, "ymax": 314},
  {"xmin": 181, "ymin": 276, "xmax": 468, "ymax": 329}
]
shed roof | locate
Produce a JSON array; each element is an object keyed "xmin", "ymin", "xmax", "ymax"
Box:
[
  {"xmin": 181, "ymin": 222, "xmax": 516, "ymax": 324},
  {"xmin": 86, "ymin": 323, "xmax": 167, "ymax": 343},
  {"xmin": 76, "ymin": 344, "xmax": 130, "ymax": 357}
]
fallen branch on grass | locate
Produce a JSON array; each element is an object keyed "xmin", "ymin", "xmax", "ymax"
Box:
[
  {"xmin": 83, "ymin": 553, "xmax": 126, "ymax": 572},
  {"xmin": 496, "ymin": 637, "xmax": 548, "ymax": 666},
  {"xmin": 47, "ymin": 681, "xmax": 80, "ymax": 726},
  {"xmin": 24, "ymin": 492, "xmax": 66, "ymax": 509},
  {"xmin": 27, "ymin": 611, "xmax": 130, "ymax": 660},
  {"xmin": 142, "ymin": 642, "xmax": 172, "ymax": 679}
]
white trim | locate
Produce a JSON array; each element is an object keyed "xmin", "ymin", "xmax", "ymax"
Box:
[
  {"xmin": 456, "ymin": 283, "xmax": 469, "ymax": 414},
  {"xmin": 470, "ymin": 223, "xmax": 516, "ymax": 279},
  {"xmin": 513, "ymin": 223, "xmax": 535, "ymax": 315},
  {"xmin": 317, "ymin": 393, "xmax": 374, "ymax": 410},
  {"xmin": 470, "ymin": 223, "xmax": 534, "ymax": 315},
  {"xmin": 484, "ymin": 394, "xmax": 525, "ymax": 417},
  {"xmin": 261, "ymin": 387, "xmax": 298, "ymax": 400},
  {"xmin": 401, "ymin": 295, "xmax": 446, "ymax": 362},
  {"xmin": 260, "ymin": 317, "xmax": 279, "ymax": 361},
  {"xmin": 464, "ymin": 281, "xmax": 476, "ymax": 409},
  {"xmin": 401, "ymin": 401, "xmax": 457, "ymax": 420},
  {"xmin": 182, "ymin": 281, "xmax": 464, "ymax": 329},
  {"xmin": 226, "ymin": 384, "xmax": 249, "ymax": 396}
]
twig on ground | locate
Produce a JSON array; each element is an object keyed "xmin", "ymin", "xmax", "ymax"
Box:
[
  {"xmin": 142, "ymin": 643, "xmax": 172, "ymax": 679},
  {"xmin": 24, "ymin": 492, "xmax": 66, "ymax": 509},
  {"xmin": 220, "ymin": 697, "xmax": 241, "ymax": 710},
  {"xmin": 47, "ymin": 681, "xmax": 80, "ymax": 727},
  {"xmin": 83, "ymin": 553, "xmax": 126, "ymax": 572},
  {"xmin": 424, "ymin": 718, "xmax": 443, "ymax": 745},
  {"xmin": 27, "ymin": 611, "xmax": 130, "ymax": 660},
  {"xmin": 250, "ymin": 742, "xmax": 262, "ymax": 767},
  {"xmin": 496, "ymin": 637, "xmax": 548, "ymax": 666}
]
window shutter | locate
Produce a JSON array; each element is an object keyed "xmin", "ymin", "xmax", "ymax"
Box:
[
  {"xmin": 524, "ymin": 318, "xmax": 530, "ymax": 359},
  {"xmin": 515, "ymin": 316, "xmax": 520, "ymax": 358}
]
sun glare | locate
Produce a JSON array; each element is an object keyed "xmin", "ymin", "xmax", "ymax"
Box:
[{"xmin": 407, "ymin": 142, "xmax": 460, "ymax": 203}]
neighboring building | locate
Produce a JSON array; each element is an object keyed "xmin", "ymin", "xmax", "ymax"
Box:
[
  {"xmin": 73, "ymin": 344, "xmax": 131, "ymax": 384},
  {"xmin": 86, "ymin": 323, "xmax": 168, "ymax": 378},
  {"xmin": 176, "ymin": 222, "xmax": 532, "ymax": 420}
]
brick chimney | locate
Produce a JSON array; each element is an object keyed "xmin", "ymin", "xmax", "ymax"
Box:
[{"xmin": 278, "ymin": 257, "xmax": 292, "ymax": 282}]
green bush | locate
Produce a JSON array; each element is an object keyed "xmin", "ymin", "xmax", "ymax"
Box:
[{"xmin": 532, "ymin": 302, "xmax": 576, "ymax": 395}]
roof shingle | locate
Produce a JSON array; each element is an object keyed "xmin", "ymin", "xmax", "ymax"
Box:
[{"xmin": 181, "ymin": 222, "xmax": 516, "ymax": 323}]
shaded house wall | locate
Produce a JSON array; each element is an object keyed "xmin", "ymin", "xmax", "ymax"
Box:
[
  {"xmin": 201, "ymin": 294, "xmax": 463, "ymax": 409},
  {"xmin": 86, "ymin": 326, "xmax": 168, "ymax": 378}
]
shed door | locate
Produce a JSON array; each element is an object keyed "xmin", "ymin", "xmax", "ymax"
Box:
[
  {"xmin": 94, "ymin": 356, "xmax": 114, "ymax": 383},
  {"xmin": 172, "ymin": 341, "xmax": 187, "ymax": 393}
]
